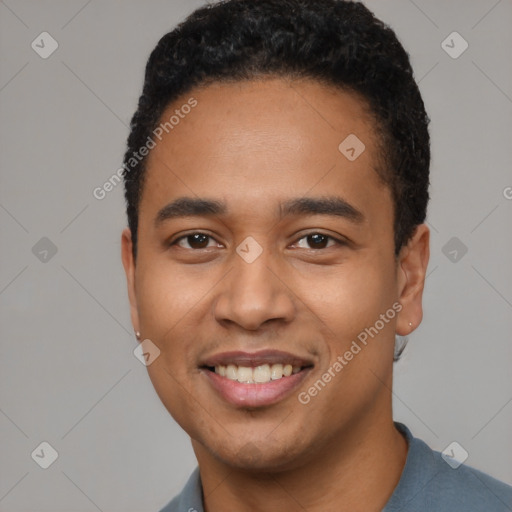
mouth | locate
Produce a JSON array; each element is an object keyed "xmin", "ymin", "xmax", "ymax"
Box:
[
  {"xmin": 200, "ymin": 350, "xmax": 314, "ymax": 408},
  {"xmin": 209, "ymin": 362, "xmax": 302, "ymax": 383}
]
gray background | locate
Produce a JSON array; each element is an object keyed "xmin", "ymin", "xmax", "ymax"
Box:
[{"xmin": 1, "ymin": 0, "xmax": 511, "ymax": 510}]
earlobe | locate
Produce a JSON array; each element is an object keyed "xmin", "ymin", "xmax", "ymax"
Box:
[
  {"xmin": 121, "ymin": 228, "xmax": 141, "ymax": 336},
  {"xmin": 395, "ymin": 224, "xmax": 430, "ymax": 336}
]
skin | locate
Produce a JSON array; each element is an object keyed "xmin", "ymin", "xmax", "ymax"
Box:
[{"xmin": 121, "ymin": 78, "xmax": 430, "ymax": 512}]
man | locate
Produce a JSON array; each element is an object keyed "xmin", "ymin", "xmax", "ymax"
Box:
[{"xmin": 120, "ymin": 0, "xmax": 512, "ymax": 510}]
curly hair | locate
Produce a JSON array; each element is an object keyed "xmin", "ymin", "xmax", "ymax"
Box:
[{"xmin": 123, "ymin": 0, "xmax": 430, "ymax": 259}]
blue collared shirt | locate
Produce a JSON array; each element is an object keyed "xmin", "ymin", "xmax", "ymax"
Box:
[{"xmin": 159, "ymin": 423, "xmax": 512, "ymax": 511}]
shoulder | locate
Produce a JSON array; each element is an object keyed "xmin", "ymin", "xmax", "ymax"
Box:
[
  {"xmin": 158, "ymin": 467, "xmax": 203, "ymax": 512},
  {"xmin": 425, "ymin": 455, "xmax": 512, "ymax": 511},
  {"xmin": 384, "ymin": 423, "xmax": 512, "ymax": 512}
]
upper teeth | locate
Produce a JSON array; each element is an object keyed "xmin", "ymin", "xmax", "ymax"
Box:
[{"xmin": 215, "ymin": 363, "xmax": 301, "ymax": 383}]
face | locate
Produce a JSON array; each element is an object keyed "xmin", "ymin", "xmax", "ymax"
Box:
[{"xmin": 122, "ymin": 78, "xmax": 429, "ymax": 471}]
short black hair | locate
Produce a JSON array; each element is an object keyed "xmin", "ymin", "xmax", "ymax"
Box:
[{"xmin": 123, "ymin": 0, "xmax": 430, "ymax": 258}]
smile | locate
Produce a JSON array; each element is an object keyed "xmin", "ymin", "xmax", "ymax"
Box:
[
  {"xmin": 200, "ymin": 350, "xmax": 314, "ymax": 407},
  {"xmin": 212, "ymin": 363, "xmax": 301, "ymax": 383}
]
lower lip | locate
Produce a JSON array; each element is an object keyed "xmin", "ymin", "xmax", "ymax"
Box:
[{"xmin": 202, "ymin": 368, "xmax": 311, "ymax": 408}]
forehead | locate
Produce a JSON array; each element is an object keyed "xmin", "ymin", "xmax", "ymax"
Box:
[{"xmin": 140, "ymin": 78, "xmax": 389, "ymax": 223}]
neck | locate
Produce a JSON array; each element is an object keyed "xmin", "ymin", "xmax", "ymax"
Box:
[{"xmin": 193, "ymin": 410, "xmax": 408, "ymax": 512}]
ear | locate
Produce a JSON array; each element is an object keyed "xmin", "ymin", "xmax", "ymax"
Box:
[
  {"xmin": 121, "ymin": 228, "xmax": 141, "ymax": 337},
  {"xmin": 395, "ymin": 224, "xmax": 430, "ymax": 336}
]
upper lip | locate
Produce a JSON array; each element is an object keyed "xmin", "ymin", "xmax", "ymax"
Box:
[{"xmin": 201, "ymin": 349, "xmax": 314, "ymax": 369}]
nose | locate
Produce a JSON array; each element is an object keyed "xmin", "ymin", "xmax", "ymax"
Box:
[{"xmin": 213, "ymin": 248, "xmax": 296, "ymax": 331}]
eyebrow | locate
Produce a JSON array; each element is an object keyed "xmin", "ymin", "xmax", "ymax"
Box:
[
  {"xmin": 154, "ymin": 196, "xmax": 365, "ymax": 226},
  {"xmin": 279, "ymin": 197, "xmax": 364, "ymax": 223},
  {"xmin": 155, "ymin": 197, "xmax": 227, "ymax": 226}
]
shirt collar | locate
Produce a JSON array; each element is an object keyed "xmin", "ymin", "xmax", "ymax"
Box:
[{"xmin": 168, "ymin": 422, "xmax": 423, "ymax": 512}]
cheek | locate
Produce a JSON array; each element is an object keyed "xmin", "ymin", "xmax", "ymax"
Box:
[
  {"xmin": 301, "ymin": 256, "xmax": 397, "ymax": 340},
  {"xmin": 146, "ymin": 361, "xmax": 207, "ymax": 439},
  {"xmin": 134, "ymin": 262, "xmax": 211, "ymax": 397},
  {"xmin": 295, "ymin": 261, "xmax": 398, "ymax": 421},
  {"xmin": 136, "ymin": 264, "xmax": 206, "ymax": 428},
  {"xmin": 135, "ymin": 260, "xmax": 210, "ymax": 337}
]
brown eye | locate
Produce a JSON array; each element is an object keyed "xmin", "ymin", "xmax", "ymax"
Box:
[
  {"xmin": 294, "ymin": 233, "xmax": 341, "ymax": 250},
  {"xmin": 306, "ymin": 233, "xmax": 329, "ymax": 249},
  {"xmin": 172, "ymin": 233, "xmax": 216, "ymax": 249}
]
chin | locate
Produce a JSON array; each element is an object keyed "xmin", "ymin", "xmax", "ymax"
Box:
[{"xmin": 197, "ymin": 430, "xmax": 313, "ymax": 473}]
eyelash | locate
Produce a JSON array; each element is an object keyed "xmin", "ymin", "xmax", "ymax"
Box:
[{"xmin": 170, "ymin": 231, "xmax": 347, "ymax": 250}]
